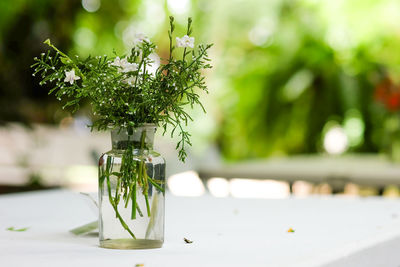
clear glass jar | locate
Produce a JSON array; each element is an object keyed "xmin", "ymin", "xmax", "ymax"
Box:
[{"xmin": 98, "ymin": 124, "xmax": 165, "ymax": 249}]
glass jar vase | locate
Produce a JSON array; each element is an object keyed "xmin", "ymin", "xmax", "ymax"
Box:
[{"xmin": 98, "ymin": 124, "xmax": 165, "ymax": 249}]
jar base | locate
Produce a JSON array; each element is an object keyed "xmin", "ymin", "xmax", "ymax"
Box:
[{"xmin": 100, "ymin": 238, "xmax": 163, "ymax": 249}]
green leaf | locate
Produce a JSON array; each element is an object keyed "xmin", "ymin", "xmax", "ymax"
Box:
[
  {"xmin": 7, "ymin": 227, "xmax": 29, "ymax": 232},
  {"xmin": 43, "ymin": 38, "xmax": 51, "ymax": 45},
  {"xmin": 60, "ymin": 57, "xmax": 71, "ymax": 64},
  {"xmin": 69, "ymin": 221, "xmax": 98, "ymax": 235}
]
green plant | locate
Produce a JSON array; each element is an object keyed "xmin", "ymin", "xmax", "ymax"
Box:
[
  {"xmin": 32, "ymin": 16, "xmax": 212, "ymax": 161},
  {"xmin": 31, "ymin": 16, "xmax": 212, "ymax": 239}
]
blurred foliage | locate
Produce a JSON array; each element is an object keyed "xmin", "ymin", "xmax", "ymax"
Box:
[
  {"xmin": 209, "ymin": 0, "xmax": 400, "ymax": 159},
  {"xmin": 1, "ymin": 0, "xmax": 400, "ymax": 160}
]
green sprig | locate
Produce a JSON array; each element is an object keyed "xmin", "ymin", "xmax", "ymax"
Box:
[{"xmin": 32, "ymin": 17, "xmax": 212, "ymax": 162}]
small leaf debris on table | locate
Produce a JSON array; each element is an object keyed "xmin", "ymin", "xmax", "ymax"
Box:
[
  {"xmin": 135, "ymin": 264, "xmax": 144, "ymax": 267},
  {"xmin": 287, "ymin": 228, "xmax": 295, "ymax": 233},
  {"xmin": 6, "ymin": 227, "xmax": 29, "ymax": 232},
  {"xmin": 183, "ymin": 237, "xmax": 193, "ymax": 244}
]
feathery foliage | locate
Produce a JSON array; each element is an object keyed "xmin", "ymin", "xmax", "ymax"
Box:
[{"xmin": 31, "ymin": 16, "xmax": 212, "ymax": 161}]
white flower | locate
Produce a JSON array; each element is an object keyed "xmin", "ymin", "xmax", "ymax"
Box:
[
  {"xmin": 111, "ymin": 57, "xmax": 138, "ymax": 73},
  {"xmin": 176, "ymin": 35, "xmax": 195, "ymax": 48},
  {"xmin": 134, "ymin": 33, "xmax": 149, "ymax": 44},
  {"xmin": 124, "ymin": 76, "xmax": 137, "ymax": 86},
  {"xmin": 110, "ymin": 57, "xmax": 122, "ymax": 67},
  {"xmin": 111, "ymin": 56, "xmax": 125, "ymax": 68},
  {"xmin": 121, "ymin": 61, "xmax": 138, "ymax": 73},
  {"xmin": 64, "ymin": 69, "xmax": 80, "ymax": 85}
]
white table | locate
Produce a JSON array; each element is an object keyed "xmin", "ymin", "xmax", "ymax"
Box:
[{"xmin": 1, "ymin": 190, "xmax": 400, "ymax": 267}]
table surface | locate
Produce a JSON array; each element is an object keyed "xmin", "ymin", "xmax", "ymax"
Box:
[{"xmin": 1, "ymin": 190, "xmax": 400, "ymax": 267}]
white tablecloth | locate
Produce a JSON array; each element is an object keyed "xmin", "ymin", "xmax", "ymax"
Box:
[{"xmin": 1, "ymin": 190, "xmax": 400, "ymax": 267}]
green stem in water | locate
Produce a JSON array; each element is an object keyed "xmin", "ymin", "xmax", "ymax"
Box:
[
  {"xmin": 131, "ymin": 182, "xmax": 137, "ymax": 219},
  {"xmin": 141, "ymin": 162, "xmax": 151, "ymax": 217},
  {"xmin": 138, "ymin": 130, "xmax": 151, "ymax": 217},
  {"xmin": 114, "ymin": 177, "xmax": 121, "ymax": 206},
  {"xmin": 136, "ymin": 202, "xmax": 144, "ymax": 217},
  {"xmin": 106, "ymin": 176, "xmax": 136, "ymax": 239},
  {"xmin": 148, "ymin": 177, "xmax": 165, "ymax": 194},
  {"xmin": 144, "ymin": 194, "xmax": 151, "ymax": 217}
]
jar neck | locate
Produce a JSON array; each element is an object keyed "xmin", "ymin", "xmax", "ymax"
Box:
[{"xmin": 111, "ymin": 124, "xmax": 156, "ymax": 151}]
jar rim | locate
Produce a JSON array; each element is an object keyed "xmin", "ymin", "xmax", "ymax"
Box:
[{"xmin": 107, "ymin": 123, "xmax": 157, "ymax": 130}]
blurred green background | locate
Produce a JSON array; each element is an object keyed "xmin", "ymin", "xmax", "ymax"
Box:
[{"xmin": 1, "ymin": 0, "xmax": 400, "ymax": 162}]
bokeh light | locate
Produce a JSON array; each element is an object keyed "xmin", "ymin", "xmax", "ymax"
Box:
[
  {"xmin": 167, "ymin": 0, "xmax": 191, "ymax": 15},
  {"xmin": 230, "ymin": 179, "xmax": 290, "ymax": 199},
  {"xmin": 81, "ymin": 0, "xmax": 101, "ymax": 13},
  {"xmin": 167, "ymin": 171, "xmax": 205, "ymax": 197},
  {"xmin": 207, "ymin": 177, "xmax": 230, "ymax": 197},
  {"xmin": 323, "ymin": 125, "xmax": 349, "ymax": 155}
]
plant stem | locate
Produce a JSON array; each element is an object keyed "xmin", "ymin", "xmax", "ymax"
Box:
[
  {"xmin": 145, "ymin": 194, "xmax": 151, "ymax": 217},
  {"xmin": 166, "ymin": 16, "xmax": 174, "ymax": 77},
  {"xmin": 131, "ymin": 182, "xmax": 137, "ymax": 219},
  {"xmin": 148, "ymin": 177, "xmax": 165, "ymax": 193},
  {"xmin": 145, "ymin": 192, "xmax": 159, "ymax": 238},
  {"xmin": 136, "ymin": 202, "xmax": 144, "ymax": 217},
  {"xmin": 43, "ymin": 39, "xmax": 85, "ymax": 80},
  {"xmin": 138, "ymin": 130, "xmax": 151, "ymax": 217},
  {"xmin": 106, "ymin": 176, "xmax": 136, "ymax": 239},
  {"xmin": 115, "ymin": 178, "xmax": 121, "ymax": 206}
]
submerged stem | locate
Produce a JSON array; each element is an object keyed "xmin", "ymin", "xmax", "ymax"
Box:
[
  {"xmin": 131, "ymin": 182, "xmax": 137, "ymax": 219},
  {"xmin": 145, "ymin": 194, "xmax": 151, "ymax": 217},
  {"xmin": 138, "ymin": 130, "xmax": 151, "ymax": 217},
  {"xmin": 136, "ymin": 202, "xmax": 144, "ymax": 217},
  {"xmin": 148, "ymin": 177, "xmax": 165, "ymax": 194},
  {"xmin": 106, "ymin": 176, "xmax": 136, "ymax": 239}
]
